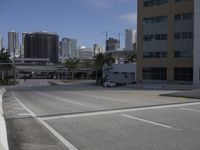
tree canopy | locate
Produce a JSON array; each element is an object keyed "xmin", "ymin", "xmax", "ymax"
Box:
[
  {"xmin": 0, "ymin": 52, "xmax": 11, "ymax": 63},
  {"xmin": 65, "ymin": 58, "xmax": 80, "ymax": 71}
]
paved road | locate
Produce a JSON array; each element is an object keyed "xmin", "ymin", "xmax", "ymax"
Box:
[{"xmin": 3, "ymin": 80, "xmax": 200, "ymax": 150}]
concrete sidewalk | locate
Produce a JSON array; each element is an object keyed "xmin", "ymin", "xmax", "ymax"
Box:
[
  {"xmin": 126, "ymin": 83, "xmax": 195, "ymax": 90},
  {"xmin": 160, "ymin": 89, "xmax": 200, "ymax": 99}
]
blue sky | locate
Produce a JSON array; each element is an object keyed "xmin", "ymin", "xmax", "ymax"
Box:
[{"xmin": 0, "ymin": 0, "xmax": 137, "ymax": 48}]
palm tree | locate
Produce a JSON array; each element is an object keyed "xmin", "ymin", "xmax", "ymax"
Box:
[
  {"xmin": 104, "ymin": 53, "xmax": 115, "ymax": 66},
  {"xmin": 95, "ymin": 53, "xmax": 115, "ymax": 84},
  {"xmin": 65, "ymin": 58, "xmax": 80, "ymax": 80}
]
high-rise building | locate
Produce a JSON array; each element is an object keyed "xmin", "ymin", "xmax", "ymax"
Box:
[
  {"xmin": 20, "ymin": 32, "xmax": 28, "ymax": 58},
  {"xmin": 0, "ymin": 35, "xmax": 3, "ymax": 50},
  {"xmin": 137, "ymin": 0, "xmax": 197, "ymax": 84},
  {"xmin": 60, "ymin": 38, "xmax": 69, "ymax": 58},
  {"xmin": 69, "ymin": 39, "xmax": 77, "ymax": 59},
  {"xmin": 125, "ymin": 29, "xmax": 137, "ymax": 51},
  {"xmin": 24, "ymin": 32, "xmax": 59, "ymax": 63},
  {"xmin": 60, "ymin": 38, "xmax": 77, "ymax": 59},
  {"xmin": 59, "ymin": 41, "xmax": 63, "ymax": 58},
  {"xmin": 8, "ymin": 31, "xmax": 19, "ymax": 58},
  {"xmin": 106, "ymin": 38, "xmax": 120, "ymax": 52}
]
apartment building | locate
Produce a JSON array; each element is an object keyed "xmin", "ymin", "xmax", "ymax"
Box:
[
  {"xmin": 24, "ymin": 32, "xmax": 59, "ymax": 63},
  {"xmin": 137, "ymin": 0, "xmax": 199, "ymax": 84}
]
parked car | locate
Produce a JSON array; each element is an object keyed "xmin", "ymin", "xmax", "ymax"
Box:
[{"xmin": 103, "ymin": 81, "xmax": 116, "ymax": 88}]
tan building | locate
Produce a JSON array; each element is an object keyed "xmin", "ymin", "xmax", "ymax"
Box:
[{"xmin": 137, "ymin": 0, "xmax": 194, "ymax": 84}]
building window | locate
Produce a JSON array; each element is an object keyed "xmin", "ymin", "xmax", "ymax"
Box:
[
  {"xmin": 175, "ymin": 12, "xmax": 194, "ymax": 21},
  {"xmin": 174, "ymin": 32, "xmax": 193, "ymax": 39},
  {"xmin": 143, "ymin": 16, "xmax": 168, "ymax": 24},
  {"xmin": 175, "ymin": 14, "xmax": 181, "ymax": 21},
  {"xmin": 143, "ymin": 51, "xmax": 167, "ymax": 58},
  {"xmin": 174, "ymin": 51, "xmax": 193, "ymax": 58},
  {"xmin": 143, "ymin": 67, "xmax": 167, "ymax": 80},
  {"xmin": 174, "ymin": 68, "xmax": 193, "ymax": 81},
  {"xmin": 175, "ymin": 0, "xmax": 192, "ymax": 3},
  {"xmin": 144, "ymin": 34, "xmax": 168, "ymax": 42},
  {"xmin": 144, "ymin": 0, "xmax": 168, "ymax": 7}
]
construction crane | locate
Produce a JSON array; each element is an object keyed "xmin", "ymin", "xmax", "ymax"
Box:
[{"xmin": 102, "ymin": 30, "xmax": 110, "ymax": 40}]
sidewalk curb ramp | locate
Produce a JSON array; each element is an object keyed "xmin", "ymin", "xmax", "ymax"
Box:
[{"xmin": 0, "ymin": 88, "xmax": 9, "ymax": 150}]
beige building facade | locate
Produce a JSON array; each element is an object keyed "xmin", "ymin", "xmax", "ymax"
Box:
[
  {"xmin": 194, "ymin": 0, "xmax": 200, "ymax": 85},
  {"xmin": 137, "ymin": 0, "xmax": 195, "ymax": 84}
]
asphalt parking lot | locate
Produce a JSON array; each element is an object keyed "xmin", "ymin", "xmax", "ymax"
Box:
[{"xmin": 2, "ymin": 80, "xmax": 200, "ymax": 150}]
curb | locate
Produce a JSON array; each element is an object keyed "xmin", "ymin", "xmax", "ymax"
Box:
[{"xmin": 0, "ymin": 88, "xmax": 9, "ymax": 150}]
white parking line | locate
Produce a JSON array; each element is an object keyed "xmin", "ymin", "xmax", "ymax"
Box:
[
  {"xmin": 66, "ymin": 92, "xmax": 127, "ymax": 102},
  {"xmin": 181, "ymin": 108, "xmax": 200, "ymax": 113},
  {"xmin": 121, "ymin": 114, "xmax": 176, "ymax": 130},
  {"xmin": 12, "ymin": 91, "xmax": 79, "ymax": 150},
  {"xmin": 12, "ymin": 91, "xmax": 36, "ymax": 117},
  {"xmin": 43, "ymin": 101, "xmax": 200, "ymax": 121},
  {"xmin": 17, "ymin": 113, "xmax": 32, "ymax": 116},
  {"xmin": 36, "ymin": 92, "xmax": 85, "ymax": 106}
]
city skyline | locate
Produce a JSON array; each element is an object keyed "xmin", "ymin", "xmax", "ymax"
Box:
[{"xmin": 0, "ymin": 0, "xmax": 137, "ymax": 48}]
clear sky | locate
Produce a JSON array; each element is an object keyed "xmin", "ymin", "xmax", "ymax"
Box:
[{"xmin": 0, "ymin": 0, "xmax": 137, "ymax": 48}]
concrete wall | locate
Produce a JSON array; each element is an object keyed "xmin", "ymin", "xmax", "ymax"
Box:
[
  {"xmin": 194, "ymin": 0, "xmax": 200, "ymax": 85},
  {"xmin": 0, "ymin": 88, "xmax": 9, "ymax": 150}
]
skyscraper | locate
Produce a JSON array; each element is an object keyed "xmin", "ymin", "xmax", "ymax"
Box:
[
  {"xmin": 69, "ymin": 39, "xmax": 77, "ymax": 59},
  {"xmin": 24, "ymin": 32, "xmax": 59, "ymax": 63},
  {"xmin": 60, "ymin": 38, "xmax": 77, "ymax": 59},
  {"xmin": 8, "ymin": 31, "xmax": 19, "ymax": 58},
  {"xmin": 125, "ymin": 29, "xmax": 136, "ymax": 51},
  {"xmin": 0, "ymin": 35, "xmax": 3, "ymax": 50},
  {"xmin": 106, "ymin": 38, "xmax": 120, "ymax": 52},
  {"xmin": 137, "ymin": 0, "xmax": 196, "ymax": 84},
  {"xmin": 20, "ymin": 32, "xmax": 28, "ymax": 58}
]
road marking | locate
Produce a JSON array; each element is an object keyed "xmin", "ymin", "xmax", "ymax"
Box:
[
  {"xmin": 36, "ymin": 92, "xmax": 85, "ymax": 106},
  {"xmin": 66, "ymin": 92, "xmax": 127, "ymax": 102},
  {"xmin": 38, "ymin": 119, "xmax": 78, "ymax": 150},
  {"xmin": 12, "ymin": 91, "xmax": 79, "ymax": 150},
  {"xmin": 121, "ymin": 114, "xmax": 176, "ymax": 130},
  {"xmin": 42, "ymin": 101, "xmax": 200, "ymax": 120},
  {"xmin": 181, "ymin": 108, "xmax": 200, "ymax": 113},
  {"xmin": 12, "ymin": 91, "xmax": 36, "ymax": 117},
  {"xmin": 17, "ymin": 113, "xmax": 32, "ymax": 116}
]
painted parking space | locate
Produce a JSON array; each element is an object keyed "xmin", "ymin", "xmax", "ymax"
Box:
[{"xmin": 44, "ymin": 104, "xmax": 200, "ymax": 150}]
